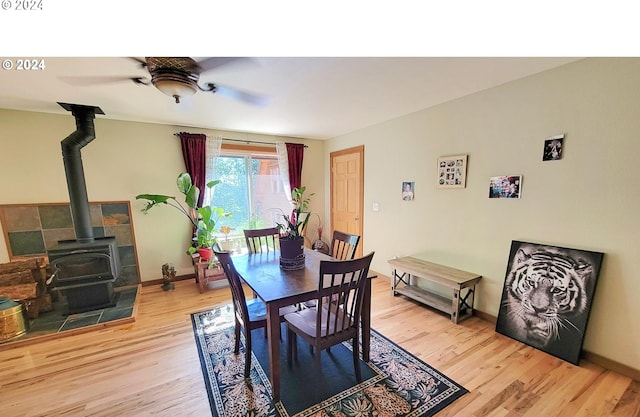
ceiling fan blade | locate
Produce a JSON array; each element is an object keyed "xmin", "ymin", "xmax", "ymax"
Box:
[
  {"xmin": 196, "ymin": 57, "xmax": 256, "ymax": 73},
  {"xmin": 127, "ymin": 57, "xmax": 148, "ymax": 68},
  {"xmin": 211, "ymin": 83, "xmax": 270, "ymax": 106},
  {"xmin": 59, "ymin": 75, "xmax": 147, "ymax": 86}
]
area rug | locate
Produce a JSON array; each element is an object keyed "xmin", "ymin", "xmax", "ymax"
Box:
[{"xmin": 192, "ymin": 305, "xmax": 468, "ymax": 417}]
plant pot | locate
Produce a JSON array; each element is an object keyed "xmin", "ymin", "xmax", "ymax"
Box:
[
  {"xmin": 197, "ymin": 247, "xmax": 214, "ymax": 261},
  {"xmin": 279, "ymin": 237, "xmax": 304, "ymax": 258},
  {"xmin": 279, "ymin": 237, "xmax": 305, "ymax": 270},
  {"xmin": 218, "ymin": 240, "xmax": 234, "ymax": 251}
]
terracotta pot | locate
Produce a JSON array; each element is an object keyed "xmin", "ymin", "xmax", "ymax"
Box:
[{"xmin": 197, "ymin": 247, "xmax": 214, "ymax": 261}]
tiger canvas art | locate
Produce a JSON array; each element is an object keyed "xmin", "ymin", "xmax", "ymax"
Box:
[{"xmin": 496, "ymin": 241, "xmax": 604, "ymax": 365}]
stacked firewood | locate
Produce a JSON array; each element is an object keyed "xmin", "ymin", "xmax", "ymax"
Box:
[{"xmin": 0, "ymin": 257, "xmax": 52, "ymax": 318}]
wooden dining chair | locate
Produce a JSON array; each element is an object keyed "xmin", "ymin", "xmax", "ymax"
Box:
[
  {"xmin": 303, "ymin": 230, "xmax": 361, "ymax": 310},
  {"xmin": 214, "ymin": 249, "xmax": 298, "ymax": 378},
  {"xmin": 244, "ymin": 227, "xmax": 279, "ymax": 254},
  {"xmin": 330, "ymin": 230, "xmax": 361, "ymax": 260},
  {"xmin": 243, "ymin": 227, "xmax": 280, "ymax": 299},
  {"xmin": 284, "ymin": 251, "xmax": 375, "ymax": 381}
]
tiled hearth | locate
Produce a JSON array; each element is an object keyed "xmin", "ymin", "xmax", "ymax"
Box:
[
  {"xmin": 0, "ymin": 200, "xmax": 142, "ymax": 348},
  {"xmin": 0, "ymin": 286, "xmax": 139, "ymax": 349}
]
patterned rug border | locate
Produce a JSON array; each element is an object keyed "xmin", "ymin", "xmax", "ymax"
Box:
[{"xmin": 191, "ymin": 305, "xmax": 468, "ymax": 417}]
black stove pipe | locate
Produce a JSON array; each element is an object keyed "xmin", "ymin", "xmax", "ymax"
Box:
[{"xmin": 58, "ymin": 102, "xmax": 105, "ymax": 244}]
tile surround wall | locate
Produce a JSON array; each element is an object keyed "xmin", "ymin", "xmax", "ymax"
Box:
[{"xmin": 0, "ymin": 201, "xmax": 140, "ymax": 287}]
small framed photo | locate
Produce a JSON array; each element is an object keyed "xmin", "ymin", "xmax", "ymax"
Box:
[
  {"xmin": 437, "ymin": 154, "xmax": 467, "ymax": 189},
  {"xmin": 543, "ymin": 134, "xmax": 564, "ymax": 161},
  {"xmin": 489, "ymin": 175, "xmax": 522, "ymax": 199},
  {"xmin": 401, "ymin": 181, "xmax": 414, "ymax": 201}
]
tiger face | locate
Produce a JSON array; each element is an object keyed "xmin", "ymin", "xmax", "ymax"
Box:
[{"xmin": 503, "ymin": 249, "xmax": 592, "ymax": 347}]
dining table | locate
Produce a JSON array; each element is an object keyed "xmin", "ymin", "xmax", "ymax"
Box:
[{"xmin": 231, "ymin": 247, "xmax": 374, "ymax": 402}]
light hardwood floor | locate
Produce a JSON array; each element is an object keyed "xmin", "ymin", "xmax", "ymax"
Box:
[{"xmin": 1, "ymin": 277, "xmax": 638, "ymax": 417}]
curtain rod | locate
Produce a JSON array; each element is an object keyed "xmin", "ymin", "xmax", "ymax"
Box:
[{"xmin": 173, "ymin": 133, "xmax": 308, "ymax": 148}]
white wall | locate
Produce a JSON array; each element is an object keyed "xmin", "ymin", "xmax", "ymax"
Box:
[
  {"xmin": 326, "ymin": 58, "xmax": 640, "ymax": 371},
  {"xmin": 0, "ymin": 111, "xmax": 324, "ymax": 281}
]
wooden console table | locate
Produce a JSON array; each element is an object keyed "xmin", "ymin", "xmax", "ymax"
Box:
[
  {"xmin": 388, "ymin": 256, "xmax": 482, "ymax": 324},
  {"xmin": 191, "ymin": 254, "xmax": 226, "ymax": 293}
]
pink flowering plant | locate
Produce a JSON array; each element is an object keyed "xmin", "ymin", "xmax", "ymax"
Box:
[{"xmin": 276, "ymin": 186, "xmax": 314, "ymax": 239}]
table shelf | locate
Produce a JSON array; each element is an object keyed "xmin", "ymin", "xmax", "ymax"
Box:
[{"xmin": 394, "ymin": 285, "xmax": 453, "ymax": 315}]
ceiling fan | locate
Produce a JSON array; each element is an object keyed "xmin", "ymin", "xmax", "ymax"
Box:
[{"xmin": 60, "ymin": 57, "xmax": 269, "ymax": 106}]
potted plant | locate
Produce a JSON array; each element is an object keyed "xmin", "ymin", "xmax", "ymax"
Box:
[
  {"xmin": 276, "ymin": 186, "xmax": 314, "ymax": 269},
  {"xmin": 136, "ymin": 172, "xmax": 230, "ymax": 261},
  {"xmin": 190, "ymin": 205, "xmax": 230, "ymax": 260}
]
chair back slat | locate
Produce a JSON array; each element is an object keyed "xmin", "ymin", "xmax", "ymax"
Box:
[
  {"xmin": 244, "ymin": 227, "xmax": 279, "ymax": 254},
  {"xmin": 330, "ymin": 230, "xmax": 361, "ymax": 260},
  {"xmin": 316, "ymin": 252, "xmax": 374, "ymax": 342},
  {"xmin": 214, "ymin": 249, "xmax": 250, "ymax": 326}
]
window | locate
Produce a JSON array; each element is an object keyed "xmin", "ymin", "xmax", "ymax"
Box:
[{"xmin": 208, "ymin": 145, "xmax": 291, "ymax": 245}]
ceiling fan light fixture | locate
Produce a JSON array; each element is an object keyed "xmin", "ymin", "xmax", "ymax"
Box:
[
  {"xmin": 64, "ymin": 57, "xmax": 267, "ymax": 106},
  {"xmin": 152, "ymin": 74, "xmax": 198, "ymax": 104}
]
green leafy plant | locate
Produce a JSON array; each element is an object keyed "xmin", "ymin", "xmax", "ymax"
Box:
[
  {"xmin": 136, "ymin": 172, "xmax": 230, "ymax": 253},
  {"xmin": 190, "ymin": 205, "xmax": 229, "ymax": 252},
  {"xmin": 276, "ymin": 186, "xmax": 314, "ymax": 240}
]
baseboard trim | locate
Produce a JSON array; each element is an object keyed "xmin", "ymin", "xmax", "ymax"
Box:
[
  {"xmin": 473, "ymin": 310, "xmax": 639, "ymax": 382},
  {"xmin": 582, "ymin": 351, "xmax": 640, "ymax": 382},
  {"xmin": 141, "ymin": 273, "xmax": 195, "ymax": 287},
  {"xmin": 473, "ymin": 309, "xmax": 497, "ymax": 325}
]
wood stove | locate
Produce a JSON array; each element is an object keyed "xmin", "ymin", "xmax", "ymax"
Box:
[
  {"xmin": 46, "ymin": 102, "xmax": 121, "ymax": 314},
  {"xmin": 48, "ymin": 237, "xmax": 120, "ymax": 314}
]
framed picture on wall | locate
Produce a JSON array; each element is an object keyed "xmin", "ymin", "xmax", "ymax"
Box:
[
  {"xmin": 496, "ymin": 240, "xmax": 604, "ymax": 365},
  {"xmin": 543, "ymin": 134, "xmax": 564, "ymax": 161},
  {"xmin": 401, "ymin": 181, "xmax": 414, "ymax": 201},
  {"xmin": 437, "ymin": 154, "xmax": 467, "ymax": 189},
  {"xmin": 489, "ymin": 175, "xmax": 522, "ymax": 199}
]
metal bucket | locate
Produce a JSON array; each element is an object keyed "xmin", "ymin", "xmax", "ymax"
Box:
[{"xmin": 0, "ymin": 298, "xmax": 28, "ymax": 341}]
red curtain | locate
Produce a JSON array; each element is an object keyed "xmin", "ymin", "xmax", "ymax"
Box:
[
  {"xmin": 178, "ymin": 132, "xmax": 207, "ymax": 208},
  {"xmin": 286, "ymin": 142, "xmax": 305, "ymax": 191}
]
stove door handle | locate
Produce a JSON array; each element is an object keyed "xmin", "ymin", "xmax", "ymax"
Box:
[{"xmin": 46, "ymin": 269, "xmax": 58, "ymax": 285}]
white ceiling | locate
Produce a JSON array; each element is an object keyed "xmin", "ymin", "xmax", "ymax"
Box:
[{"xmin": 0, "ymin": 57, "xmax": 581, "ymax": 140}]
